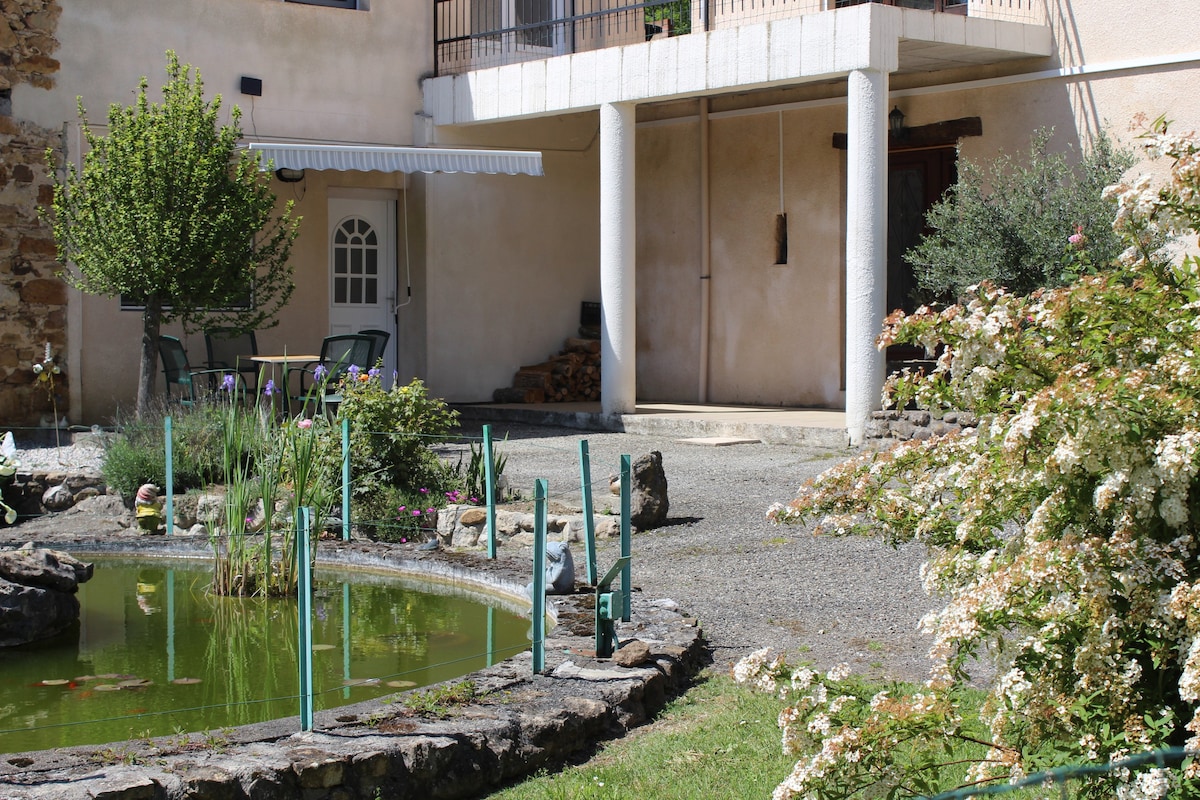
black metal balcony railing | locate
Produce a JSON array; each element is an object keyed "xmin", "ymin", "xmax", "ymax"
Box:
[{"xmin": 434, "ymin": 0, "xmax": 1034, "ymax": 77}]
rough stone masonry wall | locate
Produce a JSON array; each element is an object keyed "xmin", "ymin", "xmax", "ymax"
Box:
[{"xmin": 0, "ymin": 0, "xmax": 65, "ymax": 427}]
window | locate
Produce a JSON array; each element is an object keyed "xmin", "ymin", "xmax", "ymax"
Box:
[
  {"xmin": 332, "ymin": 217, "xmax": 379, "ymax": 306},
  {"xmin": 285, "ymin": 0, "xmax": 362, "ymax": 9}
]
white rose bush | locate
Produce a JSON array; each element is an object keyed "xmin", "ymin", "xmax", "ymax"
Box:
[{"xmin": 740, "ymin": 118, "xmax": 1200, "ymax": 800}]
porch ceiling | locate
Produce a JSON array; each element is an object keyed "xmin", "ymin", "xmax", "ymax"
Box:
[{"xmin": 422, "ymin": 3, "xmax": 1051, "ymax": 128}]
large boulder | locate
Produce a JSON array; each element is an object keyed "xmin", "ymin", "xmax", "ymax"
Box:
[
  {"xmin": 0, "ymin": 544, "xmax": 93, "ymax": 646},
  {"xmin": 611, "ymin": 451, "xmax": 669, "ymax": 531}
]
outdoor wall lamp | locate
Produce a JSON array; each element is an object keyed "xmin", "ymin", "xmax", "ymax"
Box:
[
  {"xmin": 889, "ymin": 106, "xmax": 906, "ymax": 138},
  {"xmin": 275, "ymin": 167, "xmax": 306, "ymax": 183}
]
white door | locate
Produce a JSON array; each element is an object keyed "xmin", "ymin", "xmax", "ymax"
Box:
[{"xmin": 327, "ymin": 193, "xmax": 397, "ymax": 379}]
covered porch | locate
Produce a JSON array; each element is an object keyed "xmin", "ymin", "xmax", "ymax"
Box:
[{"xmin": 421, "ymin": 2, "xmax": 1051, "ymax": 443}]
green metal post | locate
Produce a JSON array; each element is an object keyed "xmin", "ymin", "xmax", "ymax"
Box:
[
  {"xmin": 164, "ymin": 417, "xmax": 174, "ymax": 535},
  {"xmin": 341, "ymin": 418, "xmax": 350, "ymax": 541},
  {"xmin": 531, "ymin": 478, "xmax": 547, "ymax": 674},
  {"xmin": 166, "ymin": 569, "xmax": 175, "ymax": 682},
  {"xmin": 579, "ymin": 440, "xmax": 598, "ymax": 585},
  {"xmin": 342, "ymin": 583, "xmax": 352, "ymax": 699},
  {"xmin": 620, "ymin": 454, "xmax": 632, "ymax": 622},
  {"xmin": 296, "ymin": 506, "xmax": 314, "ymax": 732},
  {"xmin": 484, "ymin": 424, "xmax": 497, "ymax": 559}
]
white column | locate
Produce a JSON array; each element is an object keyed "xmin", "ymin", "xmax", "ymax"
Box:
[
  {"xmin": 600, "ymin": 101, "xmax": 636, "ymax": 416},
  {"xmin": 844, "ymin": 68, "xmax": 888, "ymax": 446}
]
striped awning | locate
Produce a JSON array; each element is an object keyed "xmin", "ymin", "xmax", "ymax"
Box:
[{"xmin": 244, "ymin": 142, "xmax": 543, "ymax": 176}]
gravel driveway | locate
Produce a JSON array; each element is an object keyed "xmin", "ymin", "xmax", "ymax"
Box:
[{"xmin": 451, "ymin": 419, "xmax": 940, "ymax": 684}]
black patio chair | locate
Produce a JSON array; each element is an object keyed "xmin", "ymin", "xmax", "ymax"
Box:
[
  {"xmin": 158, "ymin": 335, "xmax": 246, "ymax": 405},
  {"xmin": 359, "ymin": 328, "xmax": 391, "ymax": 365},
  {"xmin": 204, "ymin": 328, "xmax": 260, "ymax": 392},
  {"xmin": 286, "ymin": 333, "xmax": 376, "ymax": 414}
]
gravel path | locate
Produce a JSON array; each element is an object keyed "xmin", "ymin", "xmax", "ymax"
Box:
[
  {"xmin": 12, "ymin": 422, "xmax": 942, "ymax": 684},
  {"xmin": 450, "ymin": 420, "xmax": 940, "ymax": 683}
]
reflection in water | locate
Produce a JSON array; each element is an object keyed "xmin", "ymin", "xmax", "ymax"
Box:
[{"xmin": 0, "ymin": 557, "xmax": 529, "ymax": 754}]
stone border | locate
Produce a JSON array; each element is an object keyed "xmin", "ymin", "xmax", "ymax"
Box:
[{"xmin": 0, "ymin": 537, "xmax": 709, "ymax": 800}]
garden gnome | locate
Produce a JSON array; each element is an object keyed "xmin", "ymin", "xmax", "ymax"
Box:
[{"xmin": 135, "ymin": 483, "xmax": 163, "ymax": 534}]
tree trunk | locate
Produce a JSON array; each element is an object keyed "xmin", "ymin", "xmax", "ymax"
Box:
[{"xmin": 135, "ymin": 297, "xmax": 163, "ymax": 418}]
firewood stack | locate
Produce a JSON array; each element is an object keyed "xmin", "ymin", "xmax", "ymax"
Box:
[{"xmin": 493, "ymin": 337, "xmax": 601, "ymax": 403}]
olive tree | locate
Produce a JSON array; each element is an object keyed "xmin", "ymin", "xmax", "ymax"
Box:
[{"xmin": 46, "ymin": 51, "xmax": 299, "ymax": 417}]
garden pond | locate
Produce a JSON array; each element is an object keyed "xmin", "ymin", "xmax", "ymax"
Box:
[{"xmin": 0, "ymin": 556, "xmax": 530, "ymax": 753}]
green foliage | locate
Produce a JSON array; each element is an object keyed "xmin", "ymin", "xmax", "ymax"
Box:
[
  {"xmin": 645, "ymin": 0, "xmax": 690, "ymax": 36},
  {"xmin": 760, "ymin": 118, "xmax": 1200, "ymax": 799},
  {"xmin": 102, "ymin": 401, "xmax": 227, "ymax": 496},
  {"xmin": 45, "ymin": 51, "xmax": 300, "ymax": 417},
  {"xmin": 333, "ymin": 374, "xmax": 460, "ymax": 502},
  {"xmin": 404, "ymin": 680, "xmax": 479, "ymax": 717},
  {"xmin": 906, "ymin": 128, "xmax": 1135, "ymax": 303}
]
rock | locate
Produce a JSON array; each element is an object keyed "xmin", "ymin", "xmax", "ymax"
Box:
[
  {"xmin": 612, "ymin": 639, "xmax": 651, "ymax": 667},
  {"xmin": 0, "ymin": 545, "xmax": 93, "ymax": 646},
  {"xmin": 41, "ymin": 482, "xmax": 73, "ymax": 511},
  {"xmin": 629, "ymin": 451, "xmax": 668, "ymax": 531},
  {"xmin": 459, "ymin": 507, "xmax": 487, "ymax": 526}
]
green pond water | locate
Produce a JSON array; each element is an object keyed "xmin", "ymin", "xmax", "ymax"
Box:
[{"xmin": 0, "ymin": 557, "xmax": 531, "ymax": 754}]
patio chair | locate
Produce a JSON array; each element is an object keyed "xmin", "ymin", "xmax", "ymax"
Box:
[
  {"xmin": 158, "ymin": 335, "xmax": 246, "ymax": 405},
  {"xmin": 286, "ymin": 333, "xmax": 375, "ymax": 413},
  {"xmin": 203, "ymin": 328, "xmax": 259, "ymax": 392},
  {"xmin": 359, "ymin": 328, "xmax": 391, "ymax": 365}
]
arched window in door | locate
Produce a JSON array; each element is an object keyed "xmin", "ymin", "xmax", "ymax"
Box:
[{"xmin": 332, "ymin": 217, "xmax": 379, "ymax": 306}]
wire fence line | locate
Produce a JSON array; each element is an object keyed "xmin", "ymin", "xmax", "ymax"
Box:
[{"xmin": 920, "ymin": 747, "xmax": 1196, "ymax": 800}]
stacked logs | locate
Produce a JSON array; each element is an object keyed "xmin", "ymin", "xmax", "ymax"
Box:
[{"xmin": 493, "ymin": 337, "xmax": 601, "ymax": 403}]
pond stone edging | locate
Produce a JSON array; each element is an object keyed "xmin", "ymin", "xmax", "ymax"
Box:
[{"xmin": 0, "ymin": 538, "xmax": 709, "ymax": 800}]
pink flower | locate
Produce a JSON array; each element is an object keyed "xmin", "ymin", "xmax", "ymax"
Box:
[
  {"xmin": 1068, "ymin": 224, "xmax": 1085, "ymax": 246},
  {"xmin": 297, "ymin": 418, "xmax": 313, "ymax": 429}
]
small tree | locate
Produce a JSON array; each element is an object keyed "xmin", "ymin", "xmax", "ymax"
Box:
[
  {"xmin": 906, "ymin": 128, "xmax": 1135, "ymax": 303},
  {"xmin": 46, "ymin": 51, "xmax": 299, "ymax": 417}
]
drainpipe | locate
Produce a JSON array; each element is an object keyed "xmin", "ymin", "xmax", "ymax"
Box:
[{"xmin": 697, "ymin": 98, "xmax": 711, "ymax": 404}]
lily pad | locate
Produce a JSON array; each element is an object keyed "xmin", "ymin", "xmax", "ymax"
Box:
[
  {"xmin": 386, "ymin": 680, "xmax": 417, "ymax": 689},
  {"xmin": 170, "ymin": 677, "xmax": 202, "ymax": 685},
  {"xmin": 343, "ymin": 677, "xmax": 380, "ymax": 687},
  {"xmin": 39, "ymin": 679, "xmax": 70, "ymax": 686},
  {"xmin": 311, "ymin": 644, "xmax": 336, "ymax": 651},
  {"xmin": 118, "ymin": 679, "xmax": 152, "ymax": 689},
  {"xmin": 94, "ymin": 684, "xmax": 122, "ymax": 692}
]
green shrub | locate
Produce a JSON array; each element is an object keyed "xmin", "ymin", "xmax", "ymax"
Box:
[
  {"xmin": 906, "ymin": 128, "xmax": 1136, "ymax": 303},
  {"xmin": 103, "ymin": 401, "xmax": 228, "ymax": 496},
  {"xmin": 333, "ymin": 373, "xmax": 459, "ymax": 500}
]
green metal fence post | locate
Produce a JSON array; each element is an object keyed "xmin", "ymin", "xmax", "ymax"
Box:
[
  {"xmin": 341, "ymin": 417, "xmax": 350, "ymax": 541},
  {"xmin": 579, "ymin": 440, "xmax": 598, "ymax": 585},
  {"xmin": 532, "ymin": 478, "xmax": 547, "ymax": 674},
  {"xmin": 296, "ymin": 506, "xmax": 314, "ymax": 732},
  {"xmin": 484, "ymin": 424, "xmax": 497, "ymax": 559},
  {"xmin": 164, "ymin": 416, "xmax": 173, "ymax": 535},
  {"xmin": 620, "ymin": 454, "xmax": 632, "ymax": 622}
]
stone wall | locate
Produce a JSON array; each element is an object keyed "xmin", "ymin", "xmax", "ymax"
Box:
[
  {"xmin": 0, "ymin": 0, "xmax": 65, "ymax": 427},
  {"xmin": 864, "ymin": 409, "xmax": 978, "ymax": 444}
]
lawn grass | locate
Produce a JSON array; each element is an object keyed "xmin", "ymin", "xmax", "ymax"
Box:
[{"xmin": 485, "ymin": 669, "xmax": 796, "ymax": 799}]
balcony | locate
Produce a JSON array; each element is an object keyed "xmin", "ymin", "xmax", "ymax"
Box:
[{"xmin": 434, "ymin": 0, "xmax": 1045, "ymax": 76}]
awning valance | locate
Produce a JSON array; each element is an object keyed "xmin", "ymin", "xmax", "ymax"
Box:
[{"xmin": 244, "ymin": 142, "xmax": 543, "ymax": 177}]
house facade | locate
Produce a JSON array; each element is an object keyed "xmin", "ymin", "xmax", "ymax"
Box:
[{"xmin": 4, "ymin": 0, "xmax": 1199, "ymax": 442}]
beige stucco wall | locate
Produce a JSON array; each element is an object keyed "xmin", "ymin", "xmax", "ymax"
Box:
[{"xmin": 421, "ymin": 115, "xmax": 601, "ymax": 403}]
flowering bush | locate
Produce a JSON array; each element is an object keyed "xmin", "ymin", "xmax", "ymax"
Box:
[
  {"xmin": 748, "ymin": 119, "xmax": 1200, "ymax": 799},
  {"xmin": 331, "ymin": 370, "xmax": 459, "ymax": 501}
]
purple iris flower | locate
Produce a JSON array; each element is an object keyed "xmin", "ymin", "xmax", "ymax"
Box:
[
  {"xmin": 313, "ymin": 364, "xmax": 328, "ymax": 382},
  {"xmin": 368, "ymin": 367, "xmax": 381, "ymax": 380},
  {"xmin": 263, "ymin": 379, "xmax": 276, "ymax": 397},
  {"xmin": 221, "ymin": 374, "xmax": 236, "ymax": 392},
  {"xmin": 348, "ymin": 364, "xmax": 360, "ymax": 377}
]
